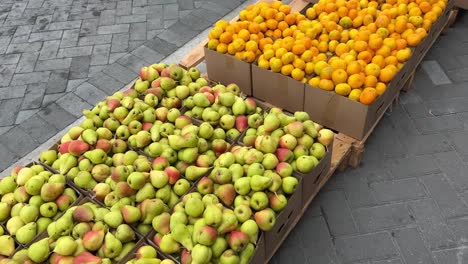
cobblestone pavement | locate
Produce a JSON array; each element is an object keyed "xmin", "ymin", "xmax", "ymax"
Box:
[
  {"xmin": 272, "ymin": 10, "xmax": 468, "ymax": 264},
  {"xmin": 0, "ymin": 0, "xmax": 247, "ymax": 170}
]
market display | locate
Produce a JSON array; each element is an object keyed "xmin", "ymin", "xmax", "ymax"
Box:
[
  {"xmin": 207, "ymin": 0, "xmax": 447, "ymax": 104},
  {"xmin": 0, "ymin": 63, "xmax": 333, "ymax": 264}
]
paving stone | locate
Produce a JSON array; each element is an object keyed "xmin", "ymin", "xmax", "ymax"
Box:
[
  {"xmin": 0, "ymin": 144, "xmax": 19, "ymax": 172},
  {"xmin": 456, "ymin": 112, "xmax": 468, "ymax": 130},
  {"xmin": 318, "ymin": 190, "xmax": 357, "ymax": 236},
  {"xmin": 273, "ymin": 215, "xmax": 340, "ymax": 264},
  {"xmin": 145, "ymin": 37, "xmax": 177, "ymax": 56},
  {"xmin": 18, "ymin": 113, "xmax": 58, "ymax": 143},
  {"xmin": 14, "ymin": 52, "xmax": 38, "ymax": 73},
  {"xmin": 69, "ymin": 56, "xmax": 91, "ymax": 79},
  {"xmin": 408, "ymin": 199, "xmax": 457, "ymax": 250},
  {"xmin": 35, "ymin": 57, "xmax": 71, "ymax": 71},
  {"xmin": 190, "ymin": 7, "xmax": 221, "ymax": 23},
  {"xmin": 130, "ymin": 22, "xmax": 147, "ymax": 41},
  {"xmin": 80, "ymin": 19, "xmax": 99, "ymax": 36},
  {"xmin": 21, "ymin": 83, "xmax": 46, "ymax": 110},
  {"xmin": 0, "ymin": 98, "xmax": 21, "ymax": 126},
  {"xmin": 0, "ymin": 126, "xmax": 38, "ymax": 156},
  {"xmin": 0, "ymin": 54, "xmax": 20, "ymax": 65},
  {"xmin": 342, "ymin": 172, "xmax": 379, "ymax": 209},
  {"xmin": 117, "ymin": 53, "xmax": 147, "ymax": 74},
  {"xmin": 413, "ymin": 114, "xmax": 464, "ymax": 134},
  {"xmin": 447, "ymin": 217, "xmax": 468, "ymax": 242},
  {"xmin": 392, "ymin": 228, "xmax": 435, "ymax": 264},
  {"xmin": 57, "ymin": 46, "xmax": 93, "ymax": 58},
  {"xmin": 41, "ymin": 93, "xmax": 65, "ymax": 106},
  {"xmin": 6, "ymin": 42, "xmax": 42, "ymax": 54},
  {"xmin": 128, "ymin": 40, "xmax": 146, "ymax": 51},
  {"xmin": 60, "ymin": 29, "xmax": 79, "ymax": 48},
  {"xmin": 97, "ymin": 24, "xmax": 130, "ymax": 35},
  {"xmin": 421, "ymin": 173, "xmax": 468, "ymax": 219},
  {"xmin": 28, "ymin": 30, "xmax": 63, "ymax": 42},
  {"xmin": 0, "ymin": 85, "xmax": 26, "ymax": 99},
  {"xmin": 418, "ymin": 82, "xmax": 468, "ymax": 101},
  {"xmin": 87, "ymin": 72, "xmax": 124, "ymax": 94},
  {"xmin": 115, "ymin": 15, "xmax": 146, "ymax": 24},
  {"xmin": 56, "ymin": 92, "xmax": 92, "ymax": 117},
  {"xmin": 38, "ymin": 39, "xmax": 60, "ymax": 60},
  {"xmin": 352, "ymin": 204, "xmax": 414, "ymax": 233},
  {"xmin": 200, "ymin": 1, "xmax": 231, "ymax": 16},
  {"xmin": 400, "ymin": 134, "xmax": 453, "ymax": 155},
  {"xmin": 0, "ymin": 64, "xmax": 16, "ymax": 87},
  {"xmin": 46, "ymin": 69, "xmax": 69, "ymax": 94},
  {"xmin": 132, "ymin": 5, "xmax": 163, "ymax": 15},
  {"xmin": 130, "ymin": 45, "xmax": 163, "ymax": 64},
  {"xmin": 421, "ymin": 60, "xmax": 452, "ymax": 85},
  {"xmin": 11, "ymin": 71, "xmax": 50, "ymax": 85},
  {"xmin": 447, "ymin": 68, "xmax": 468, "ymax": 83},
  {"xmin": 74, "ymin": 81, "xmax": 107, "ymax": 105},
  {"xmin": 434, "ymin": 151, "xmax": 468, "ymax": 193},
  {"xmin": 78, "ymin": 35, "xmax": 112, "ymax": 46},
  {"xmin": 158, "ymin": 21, "xmax": 198, "ymax": 46},
  {"xmin": 163, "ymin": 3, "xmax": 179, "ymax": 19},
  {"xmin": 66, "ymin": 78, "xmax": 86, "ymax": 92},
  {"xmin": 403, "ymin": 103, "xmax": 432, "ymax": 118},
  {"xmin": 88, "ymin": 65, "xmax": 107, "ymax": 77},
  {"xmin": 180, "ymin": 13, "xmax": 212, "ymax": 31},
  {"xmin": 89, "ymin": 44, "xmax": 110, "ymax": 66},
  {"xmin": 433, "ymin": 247, "xmax": 468, "ymax": 264},
  {"xmin": 108, "ymin": 52, "xmax": 126, "ymax": 64},
  {"xmin": 111, "ymin": 33, "xmax": 129, "ymax": 53},
  {"xmin": 98, "ymin": 10, "xmax": 115, "ymax": 26},
  {"xmin": 370, "ymin": 178, "xmax": 427, "ymax": 203},
  {"xmin": 387, "ymin": 154, "xmax": 441, "ymax": 179},
  {"xmin": 102, "ymin": 62, "xmax": 136, "ymax": 84},
  {"xmin": 178, "ymin": 0, "xmax": 194, "ymax": 9},
  {"xmin": 372, "ymin": 259, "xmax": 403, "ymax": 264},
  {"xmin": 37, "ymin": 102, "xmax": 76, "ymax": 130},
  {"xmin": 335, "ymin": 232, "xmax": 398, "ymax": 263}
]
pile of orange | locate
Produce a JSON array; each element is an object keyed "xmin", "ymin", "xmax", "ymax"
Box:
[{"xmin": 207, "ymin": 0, "xmax": 447, "ymax": 105}]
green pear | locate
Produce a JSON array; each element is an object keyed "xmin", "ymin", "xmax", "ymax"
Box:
[
  {"xmin": 152, "ymin": 212, "xmax": 170, "ymax": 235},
  {"xmin": 0, "ymin": 176, "xmax": 17, "ymax": 194},
  {"xmin": 54, "ymin": 236, "xmax": 77, "ymax": 256},
  {"xmin": 16, "ymin": 168, "xmax": 35, "ymax": 186},
  {"xmin": 28, "ymin": 238, "xmax": 50, "ymax": 263},
  {"xmin": 192, "ymin": 244, "xmax": 212, "ymax": 264},
  {"xmin": 103, "ymin": 211, "xmax": 123, "ymax": 228},
  {"xmin": 171, "ymin": 223, "xmax": 193, "ymax": 250},
  {"xmin": 203, "ymin": 204, "xmax": 223, "ymax": 227},
  {"xmin": 159, "ymin": 234, "xmax": 180, "ymax": 254},
  {"xmin": 40, "ymin": 182, "xmax": 65, "ymax": 202},
  {"xmin": 0, "ymin": 202, "xmax": 11, "ymax": 221},
  {"xmin": 250, "ymin": 175, "xmax": 272, "ymax": 191},
  {"xmin": 239, "ymin": 243, "xmax": 255, "ymax": 264},
  {"xmin": 217, "ymin": 209, "xmax": 238, "ymax": 234},
  {"xmin": 0, "ymin": 235, "xmax": 16, "ymax": 257},
  {"xmin": 6, "ymin": 216, "xmax": 24, "ymax": 235},
  {"xmin": 59, "ymin": 153, "xmax": 78, "ymax": 175},
  {"xmin": 15, "ymin": 222, "xmax": 37, "ymax": 244},
  {"xmin": 115, "ymin": 224, "xmax": 135, "ymax": 243},
  {"xmin": 84, "ymin": 149, "xmax": 108, "ymax": 164},
  {"xmin": 19, "ymin": 204, "xmax": 39, "ymax": 223},
  {"xmin": 103, "ymin": 232, "xmax": 122, "ymax": 258}
]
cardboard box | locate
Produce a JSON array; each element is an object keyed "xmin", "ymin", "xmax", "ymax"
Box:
[
  {"xmin": 456, "ymin": 0, "xmax": 468, "ymax": 9},
  {"xmin": 252, "ymin": 64, "xmax": 305, "ymax": 113},
  {"xmin": 264, "ymin": 176, "xmax": 302, "ymax": 256},
  {"xmin": 204, "ymin": 47, "xmax": 253, "ymax": 95},
  {"xmin": 295, "ymin": 143, "xmax": 332, "ymax": 208}
]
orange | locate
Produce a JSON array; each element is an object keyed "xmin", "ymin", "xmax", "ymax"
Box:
[
  {"xmin": 216, "ymin": 43, "xmax": 228, "ymax": 53},
  {"xmin": 335, "ymin": 43, "xmax": 350, "ymax": 56},
  {"xmin": 291, "ymin": 68, "xmax": 305, "ymax": 81},
  {"xmin": 305, "ymin": 62, "xmax": 315, "ymax": 75},
  {"xmin": 332, "ymin": 69, "xmax": 349, "ymax": 84},
  {"xmin": 320, "ymin": 66, "xmax": 334, "ymax": 80},
  {"xmin": 364, "ymin": 75, "xmax": 378, "ymax": 87},
  {"xmin": 384, "ymin": 55, "xmax": 398, "ymax": 65},
  {"xmin": 242, "ymin": 51, "xmax": 256, "ymax": 62},
  {"xmin": 353, "ymin": 40, "xmax": 368, "ymax": 52},
  {"xmin": 376, "ymin": 45, "xmax": 391, "ymax": 57},
  {"xmin": 279, "ymin": 4, "xmax": 291, "ymax": 14},
  {"xmin": 396, "ymin": 48, "xmax": 412, "ymax": 62},
  {"xmin": 330, "ymin": 58, "xmax": 347, "ymax": 70},
  {"xmin": 348, "ymin": 73, "xmax": 365, "ymax": 89},
  {"xmin": 335, "ymin": 83, "xmax": 352, "ymax": 96},
  {"xmin": 406, "ymin": 33, "xmax": 422, "ymax": 46},
  {"xmin": 319, "ymin": 79, "xmax": 335, "ymax": 91},
  {"xmin": 275, "ymin": 47, "xmax": 287, "ymax": 58},
  {"xmin": 266, "ymin": 19, "xmax": 278, "ymax": 30},
  {"xmin": 308, "ymin": 77, "xmax": 320, "ymax": 87},
  {"xmin": 301, "ymin": 50, "xmax": 314, "ymax": 62},
  {"xmin": 395, "ymin": 39, "xmax": 407, "ymax": 50},
  {"xmin": 358, "ymin": 50, "xmax": 373, "ymax": 63},
  {"xmin": 306, "ymin": 8, "xmax": 317, "ymax": 19},
  {"xmin": 207, "ymin": 39, "xmax": 219, "ymax": 50},
  {"xmin": 270, "ymin": 57, "xmax": 283, "ymax": 72},
  {"xmin": 359, "ymin": 87, "xmax": 378, "ymax": 104},
  {"xmin": 346, "ymin": 61, "xmax": 362, "ymax": 75},
  {"xmin": 284, "ymin": 13, "xmax": 296, "ymax": 25},
  {"xmin": 238, "ymin": 29, "xmax": 250, "ymax": 42},
  {"xmin": 233, "ymin": 38, "xmax": 245, "ymax": 52},
  {"xmin": 245, "ymin": 40, "xmax": 258, "ymax": 52},
  {"xmin": 369, "ymin": 37, "xmax": 383, "ymax": 50},
  {"xmin": 328, "ymin": 40, "xmax": 339, "ymax": 52},
  {"xmin": 379, "ymin": 66, "xmax": 397, "ymax": 82},
  {"xmin": 209, "ymin": 26, "xmax": 224, "ymax": 39},
  {"xmin": 348, "ymin": 89, "xmax": 362, "ymax": 101},
  {"xmin": 293, "ymin": 58, "xmax": 306, "ymax": 70},
  {"xmin": 375, "ymin": 15, "xmax": 390, "ymax": 28},
  {"xmin": 371, "ymin": 55, "xmax": 386, "ymax": 68},
  {"xmin": 258, "ymin": 59, "xmax": 269, "ymax": 69},
  {"xmin": 365, "ymin": 63, "xmax": 381, "ymax": 77},
  {"xmin": 292, "ymin": 44, "xmax": 306, "ymax": 55},
  {"xmin": 281, "ymin": 52, "xmax": 295, "ymax": 65},
  {"xmin": 375, "ymin": 82, "xmax": 387, "ymax": 95},
  {"xmin": 281, "ymin": 64, "xmax": 294, "ymax": 76},
  {"xmin": 317, "ymin": 41, "xmax": 329, "ymax": 53}
]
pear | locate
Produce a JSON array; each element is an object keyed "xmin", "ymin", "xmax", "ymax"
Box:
[
  {"xmin": 171, "ymin": 223, "xmax": 193, "ymax": 250},
  {"xmin": 0, "ymin": 203, "xmax": 11, "ymax": 221},
  {"xmin": 192, "ymin": 244, "xmax": 212, "ymax": 264},
  {"xmin": 103, "ymin": 211, "xmax": 123, "ymax": 228},
  {"xmin": 59, "ymin": 153, "xmax": 78, "ymax": 175},
  {"xmin": 152, "ymin": 212, "xmax": 170, "ymax": 235},
  {"xmin": 83, "ymin": 230, "xmax": 105, "ymax": 251},
  {"xmin": 102, "ymin": 232, "xmax": 122, "ymax": 258},
  {"xmin": 28, "ymin": 238, "xmax": 49, "ymax": 263},
  {"xmin": 217, "ymin": 209, "xmax": 238, "ymax": 234},
  {"xmin": 135, "ymin": 183, "xmax": 155, "ymax": 202},
  {"xmin": 54, "ymin": 236, "xmax": 77, "ymax": 256},
  {"xmin": 0, "ymin": 176, "xmax": 17, "ymax": 194},
  {"xmin": 40, "ymin": 182, "xmax": 65, "ymax": 202},
  {"xmin": 185, "ymin": 166, "xmax": 210, "ymax": 181},
  {"xmin": 84, "ymin": 149, "xmax": 108, "ymax": 164},
  {"xmin": 239, "ymin": 243, "xmax": 255, "ymax": 264},
  {"xmin": 159, "ymin": 234, "xmax": 180, "ymax": 254},
  {"xmin": 250, "ymin": 175, "xmax": 272, "ymax": 191},
  {"xmin": 115, "ymin": 224, "xmax": 135, "ymax": 243},
  {"xmin": 203, "ymin": 204, "xmax": 223, "ymax": 227},
  {"xmin": 115, "ymin": 242, "xmax": 136, "ymax": 262},
  {"xmin": 6, "ymin": 216, "xmax": 24, "ymax": 235},
  {"xmin": 36, "ymin": 217, "xmax": 52, "ymax": 233},
  {"xmin": 15, "ymin": 222, "xmax": 36, "ymax": 244},
  {"xmin": 0, "ymin": 235, "xmax": 15, "ymax": 256}
]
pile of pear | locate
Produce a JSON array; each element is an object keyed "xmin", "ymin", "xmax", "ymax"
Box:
[
  {"xmin": 151, "ymin": 192, "xmax": 257, "ymax": 264},
  {"xmin": 19, "ymin": 202, "xmax": 142, "ymax": 264},
  {"xmin": 181, "ymin": 84, "xmax": 266, "ymax": 141},
  {"xmin": 239, "ymin": 108, "xmax": 334, "ymax": 174},
  {"xmin": 125, "ymin": 244, "xmax": 175, "ymax": 264},
  {"xmin": 0, "ymin": 164, "xmax": 79, "ymax": 250}
]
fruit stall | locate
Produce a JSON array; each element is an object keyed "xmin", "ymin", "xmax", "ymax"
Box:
[{"xmin": 0, "ymin": 0, "xmax": 455, "ymax": 263}]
